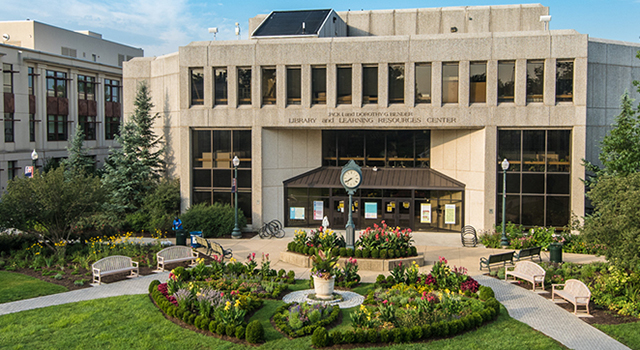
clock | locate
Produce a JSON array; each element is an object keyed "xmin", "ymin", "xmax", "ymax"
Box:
[{"xmin": 341, "ymin": 169, "xmax": 362, "ymax": 189}]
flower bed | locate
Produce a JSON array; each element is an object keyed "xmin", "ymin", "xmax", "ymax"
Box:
[
  {"xmin": 287, "ymin": 222, "xmax": 418, "ymax": 259},
  {"xmin": 272, "ymin": 302, "xmax": 340, "ymax": 338}
]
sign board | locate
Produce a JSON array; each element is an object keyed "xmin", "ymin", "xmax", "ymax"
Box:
[
  {"xmin": 420, "ymin": 203, "xmax": 431, "ymax": 223},
  {"xmin": 445, "ymin": 204, "xmax": 456, "ymax": 225},
  {"xmin": 231, "ymin": 178, "xmax": 237, "ymax": 193},
  {"xmin": 289, "ymin": 207, "xmax": 305, "ymax": 220},
  {"xmin": 364, "ymin": 202, "xmax": 377, "ymax": 219},
  {"xmin": 24, "ymin": 166, "xmax": 34, "ymax": 178},
  {"xmin": 313, "ymin": 201, "xmax": 324, "ymax": 220}
]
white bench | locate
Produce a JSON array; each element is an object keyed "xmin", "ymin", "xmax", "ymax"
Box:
[
  {"xmin": 505, "ymin": 261, "xmax": 546, "ymax": 291},
  {"xmin": 552, "ymin": 279, "xmax": 591, "ymax": 315},
  {"xmin": 92, "ymin": 255, "xmax": 139, "ymax": 285},
  {"xmin": 156, "ymin": 245, "xmax": 198, "ymax": 271}
]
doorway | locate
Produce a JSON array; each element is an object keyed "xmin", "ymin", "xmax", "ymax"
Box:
[{"xmin": 382, "ymin": 199, "xmax": 412, "ymax": 228}]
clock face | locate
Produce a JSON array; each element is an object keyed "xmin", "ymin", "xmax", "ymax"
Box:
[{"xmin": 342, "ymin": 169, "xmax": 361, "ymax": 188}]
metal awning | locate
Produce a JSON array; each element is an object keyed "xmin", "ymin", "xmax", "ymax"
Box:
[{"xmin": 284, "ymin": 166, "xmax": 465, "ymax": 190}]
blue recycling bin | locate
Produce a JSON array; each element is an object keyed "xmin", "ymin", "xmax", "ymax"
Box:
[{"xmin": 190, "ymin": 231, "xmax": 203, "ymax": 248}]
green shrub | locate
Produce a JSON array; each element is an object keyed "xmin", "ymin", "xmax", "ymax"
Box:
[
  {"xmin": 347, "ymin": 248, "xmax": 354, "ymax": 257},
  {"xmin": 303, "ymin": 246, "xmax": 310, "ymax": 255},
  {"xmin": 371, "ymin": 249, "xmax": 380, "ymax": 259},
  {"xmin": 209, "ymin": 321, "xmax": 218, "ymax": 333},
  {"xmin": 342, "ymin": 330, "xmax": 355, "ymax": 344},
  {"xmin": 287, "ymin": 242, "xmax": 295, "ymax": 252},
  {"xmin": 148, "ymin": 280, "xmax": 161, "ymax": 294},
  {"xmin": 355, "ymin": 249, "xmax": 362, "ymax": 258},
  {"xmin": 339, "ymin": 247, "xmax": 347, "ymax": 257},
  {"xmin": 311, "ymin": 327, "xmax": 329, "ymax": 348},
  {"xmin": 410, "ymin": 246, "xmax": 417, "ymax": 256},
  {"xmin": 330, "ymin": 330, "xmax": 343, "ymax": 345},
  {"xmin": 388, "ymin": 249, "xmax": 395, "ymax": 259},
  {"xmin": 422, "ymin": 324, "xmax": 432, "ymax": 339},
  {"xmin": 449, "ymin": 319, "xmax": 463, "ymax": 334},
  {"xmin": 380, "ymin": 249, "xmax": 387, "ymax": 259},
  {"xmin": 410, "ymin": 326, "xmax": 422, "ymax": 340},
  {"xmin": 380, "ymin": 328, "xmax": 391, "ymax": 343},
  {"xmin": 355, "ymin": 328, "xmax": 366, "ymax": 343},
  {"xmin": 194, "ymin": 316, "xmax": 204, "ymax": 329},
  {"xmin": 362, "ymin": 248, "xmax": 370, "ymax": 258},
  {"xmin": 246, "ymin": 320, "xmax": 264, "ymax": 344},
  {"xmin": 181, "ymin": 202, "xmax": 246, "ymax": 238},
  {"xmin": 485, "ymin": 297, "xmax": 500, "ymax": 314},
  {"xmin": 376, "ymin": 274, "xmax": 386, "ymax": 285},
  {"xmin": 188, "ymin": 313, "xmax": 196, "ymax": 325},
  {"xmin": 172, "ymin": 266, "xmax": 189, "ymax": 281},
  {"xmin": 478, "ymin": 286, "xmax": 495, "ymax": 300},
  {"xmin": 216, "ymin": 323, "xmax": 226, "ymax": 335},
  {"xmin": 392, "ymin": 328, "xmax": 404, "ymax": 343},
  {"xmin": 395, "ymin": 249, "xmax": 401, "ymax": 258},
  {"xmin": 226, "ymin": 324, "xmax": 235, "ymax": 337},
  {"xmin": 235, "ymin": 325, "xmax": 245, "ymax": 339},
  {"xmin": 144, "ymin": 178, "xmax": 181, "ymax": 233},
  {"xmin": 0, "ymin": 231, "xmax": 40, "ymax": 254},
  {"xmin": 386, "ymin": 275, "xmax": 395, "ymax": 285}
]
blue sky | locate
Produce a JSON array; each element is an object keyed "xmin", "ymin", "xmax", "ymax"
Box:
[{"xmin": 2, "ymin": 1, "xmax": 639, "ymax": 57}]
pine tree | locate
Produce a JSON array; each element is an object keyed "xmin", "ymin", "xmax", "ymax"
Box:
[
  {"xmin": 61, "ymin": 125, "xmax": 94, "ymax": 177},
  {"xmin": 102, "ymin": 80, "xmax": 165, "ymax": 213}
]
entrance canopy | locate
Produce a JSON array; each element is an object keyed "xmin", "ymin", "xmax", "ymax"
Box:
[{"xmin": 284, "ymin": 166, "xmax": 465, "ymax": 191}]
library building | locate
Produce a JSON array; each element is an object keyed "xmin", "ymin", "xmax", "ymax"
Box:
[{"xmin": 124, "ymin": 4, "xmax": 640, "ymax": 232}]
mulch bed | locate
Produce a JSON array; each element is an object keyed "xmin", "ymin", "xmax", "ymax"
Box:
[{"xmin": 486, "ymin": 274, "xmax": 639, "ymax": 326}]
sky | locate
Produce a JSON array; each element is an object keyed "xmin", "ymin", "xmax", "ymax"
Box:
[{"xmin": 2, "ymin": 0, "xmax": 639, "ymax": 57}]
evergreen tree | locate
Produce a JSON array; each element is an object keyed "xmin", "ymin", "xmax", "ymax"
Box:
[
  {"xmin": 102, "ymin": 80, "xmax": 165, "ymax": 213},
  {"xmin": 61, "ymin": 125, "xmax": 94, "ymax": 176}
]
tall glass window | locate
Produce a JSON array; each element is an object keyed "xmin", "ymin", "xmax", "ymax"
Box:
[
  {"xmin": 337, "ymin": 66, "xmax": 352, "ymax": 105},
  {"xmin": 415, "ymin": 63, "xmax": 432, "ymax": 104},
  {"xmin": 47, "ymin": 115, "xmax": 68, "ymax": 141},
  {"xmin": 46, "ymin": 70, "xmax": 67, "ymax": 98},
  {"xmin": 3, "ymin": 63, "xmax": 13, "ymax": 93},
  {"xmin": 28, "ymin": 67, "xmax": 36, "ymax": 142},
  {"xmin": 527, "ymin": 60, "xmax": 544, "ymax": 103},
  {"xmin": 442, "ymin": 62, "xmax": 459, "ymax": 104},
  {"xmin": 192, "ymin": 129, "xmax": 252, "ymax": 224},
  {"xmin": 237, "ymin": 67, "xmax": 251, "ymax": 105},
  {"xmin": 362, "ymin": 65, "xmax": 378, "ymax": 104},
  {"xmin": 77, "ymin": 75, "xmax": 95, "ymax": 100},
  {"xmin": 556, "ymin": 60, "xmax": 574, "ymax": 102},
  {"xmin": 262, "ymin": 67, "xmax": 276, "ymax": 105},
  {"xmin": 214, "ymin": 68, "xmax": 228, "ymax": 105},
  {"xmin": 79, "ymin": 116, "xmax": 97, "ymax": 140},
  {"xmin": 286, "ymin": 67, "xmax": 301, "ymax": 105},
  {"xmin": 469, "ymin": 62, "xmax": 487, "ymax": 103},
  {"xmin": 105, "ymin": 79, "xmax": 120, "ymax": 103},
  {"xmin": 388, "ymin": 64, "xmax": 404, "ymax": 104},
  {"xmin": 497, "ymin": 129, "xmax": 571, "ymax": 228},
  {"xmin": 4, "ymin": 113, "xmax": 14, "ymax": 143},
  {"xmin": 311, "ymin": 66, "xmax": 326, "ymax": 104},
  {"xmin": 190, "ymin": 68, "xmax": 204, "ymax": 106},
  {"xmin": 498, "ymin": 61, "xmax": 515, "ymax": 103}
]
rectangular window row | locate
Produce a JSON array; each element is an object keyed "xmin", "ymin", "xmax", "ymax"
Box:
[{"xmin": 189, "ymin": 59, "xmax": 574, "ymax": 107}]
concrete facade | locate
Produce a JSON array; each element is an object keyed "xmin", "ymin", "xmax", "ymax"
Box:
[{"xmin": 124, "ymin": 4, "xmax": 640, "ymax": 231}]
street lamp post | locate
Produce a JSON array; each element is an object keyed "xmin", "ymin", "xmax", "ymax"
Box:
[
  {"xmin": 500, "ymin": 158, "xmax": 510, "ymax": 247},
  {"xmin": 30, "ymin": 149, "xmax": 39, "ymax": 177},
  {"xmin": 231, "ymin": 156, "xmax": 242, "ymax": 239}
]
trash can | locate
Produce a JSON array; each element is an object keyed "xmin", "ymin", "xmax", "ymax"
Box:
[
  {"xmin": 549, "ymin": 242, "xmax": 563, "ymax": 263},
  {"xmin": 190, "ymin": 231, "xmax": 203, "ymax": 248},
  {"xmin": 175, "ymin": 229, "xmax": 187, "ymax": 246}
]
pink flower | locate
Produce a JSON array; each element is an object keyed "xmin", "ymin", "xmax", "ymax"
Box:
[
  {"xmin": 438, "ymin": 256, "xmax": 448, "ymax": 264},
  {"xmin": 383, "ymin": 300, "xmax": 388, "ymax": 305}
]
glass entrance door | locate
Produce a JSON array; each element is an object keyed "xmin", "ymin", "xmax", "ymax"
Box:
[
  {"xmin": 331, "ymin": 197, "xmax": 359, "ymax": 229},
  {"xmin": 382, "ymin": 199, "xmax": 412, "ymax": 228}
]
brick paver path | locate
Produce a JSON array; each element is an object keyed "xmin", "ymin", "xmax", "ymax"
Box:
[{"xmin": 475, "ymin": 275, "xmax": 630, "ymax": 350}]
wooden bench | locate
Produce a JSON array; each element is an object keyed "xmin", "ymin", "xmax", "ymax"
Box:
[
  {"xmin": 193, "ymin": 236, "xmax": 233, "ymax": 260},
  {"xmin": 92, "ymin": 255, "xmax": 139, "ymax": 285},
  {"xmin": 461, "ymin": 225, "xmax": 478, "ymax": 247},
  {"xmin": 552, "ymin": 279, "xmax": 591, "ymax": 315},
  {"xmin": 479, "ymin": 251, "xmax": 514, "ymax": 272},
  {"xmin": 505, "ymin": 261, "xmax": 546, "ymax": 291},
  {"xmin": 156, "ymin": 245, "xmax": 199, "ymax": 271},
  {"xmin": 515, "ymin": 246, "xmax": 542, "ymax": 262}
]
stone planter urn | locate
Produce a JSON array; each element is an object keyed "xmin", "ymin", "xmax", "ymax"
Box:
[{"xmin": 313, "ymin": 275, "xmax": 335, "ymax": 299}]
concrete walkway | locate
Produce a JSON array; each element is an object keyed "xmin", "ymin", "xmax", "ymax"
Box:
[{"xmin": 475, "ymin": 275, "xmax": 630, "ymax": 350}]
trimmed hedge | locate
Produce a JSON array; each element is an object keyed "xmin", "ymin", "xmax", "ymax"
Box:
[{"xmin": 272, "ymin": 302, "xmax": 341, "ymax": 338}]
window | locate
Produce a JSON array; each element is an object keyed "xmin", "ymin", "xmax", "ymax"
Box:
[
  {"xmin": 362, "ymin": 65, "xmax": 378, "ymax": 104},
  {"xmin": 46, "ymin": 70, "xmax": 67, "ymax": 98},
  {"xmin": 237, "ymin": 67, "xmax": 251, "ymax": 105},
  {"xmin": 286, "ymin": 67, "xmax": 301, "ymax": 105},
  {"xmin": 47, "ymin": 115, "xmax": 68, "ymax": 141},
  {"xmin": 29, "ymin": 114, "xmax": 36, "ymax": 142},
  {"xmin": 556, "ymin": 60, "xmax": 574, "ymax": 102},
  {"xmin": 470, "ymin": 62, "xmax": 487, "ymax": 103},
  {"xmin": 192, "ymin": 129, "xmax": 252, "ymax": 224},
  {"xmin": 77, "ymin": 75, "xmax": 96, "ymax": 100},
  {"xmin": 337, "ymin": 65, "xmax": 352, "ymax": 105},
  {"xmin": 415, "ymin": 63, "xmax": 432, "ymax": 104},
  {"xmin": 261, "ymin": 67, "xmax": 276, "ymax": 105},
  {"xmin": 388, "ymin": 64, "xmax": 404, "ymax": 104},
  {"xmin": 79, "ymin": 116, "xmax": 97, "ymax": 140},
  {"xmin": 442, "ymin": 62, "xmax": 459, "ymax": 104},
  {"xmin": 3, "ymin": 63, "xmax": 13, "ymax": 93},
  {"xmin": 28, "ymin": 67, "xmax": 36, "ymax": 96},
  {"xmin": 527, "ymin": 60, "xmax": 544, "ymax": 103},
  {"xmin": 4, "ymin": 113, "xmax": 14, "ymax": 143},
  {"xmin": 311, "ymin": 66, "xmax": 326, "ymax": 104},
  {"xmin": 497, "ymin": 129, "xmax": 571, "ymax": 227},
  {"xmin": 28, "ymin": 67, "xmax": 37, "ymax": 142},
  {"xmin": 7, "ymin": 161, "xmax": 19, "ymax": 181},
  {"xmin": 105, "ymin": 79, "xmax": 120, "ymax": 103},
  {"xmin": 498, "ymin": 61, "xmax": 515, "ymax": 103},
  {"xmin": 214, "ymin": 68, "xmax": 228, "ymax": 105},
  {"xmin": 190, "ymin": 68, "xmax": 204, "ymax": 106},
  {"xmin": 105, "ymin": 117, "xmax": 120, "ymax": 140}
]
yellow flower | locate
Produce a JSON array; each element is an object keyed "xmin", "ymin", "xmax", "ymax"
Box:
[
  {"xmin": 360, "ymin": 305, "xmax": 367, "ymax": 311},
  {"xmin": 230, "ymin": 257, "xmax": 237, "ymax": 263}
]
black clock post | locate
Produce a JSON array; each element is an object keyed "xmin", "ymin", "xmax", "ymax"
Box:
[{"xmin": 340, "ymin": 160, "xmax": 362, "ymax": 250}]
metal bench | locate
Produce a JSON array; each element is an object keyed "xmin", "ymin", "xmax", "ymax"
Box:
[
  {"xmin": 193, "ymin": 236, "xmax": 233, "ymax": 260},
  {"xmin": 505, "ymin": 261, "xmax": 546, "ymax": 291},
  {"xmin": 156, "ymin": 245, "xmax": 199, "ymax": 271},
  {"xmin": 552, "ymin": 279, "xmax": 591, "ymax": 315},
  {"xmin": 92, "ymin": 255, "xmax": 139, "ymax": 285},
  {"xmin": 461, "ymin": 225, "xmax": 478, "ymax": 247},
  {"xmin": 479, "ymin": 251, "xmax": 515, "ymax": 272},
  {"xmin": 515, "ymin": 246, "xmax": 542, "ymax": 262}
]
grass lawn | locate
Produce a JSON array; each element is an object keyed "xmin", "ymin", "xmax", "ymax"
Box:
[
  {"xmin": 594, "ymin": 322, "xmax": 640, "ymax": 350},
  {"xmin": 0, "ymin": 271, "xmax": 68, "ymax": 303},
  {"xmin": 0, "ymin": 292, "xmax": 565, "ymax": 350}
]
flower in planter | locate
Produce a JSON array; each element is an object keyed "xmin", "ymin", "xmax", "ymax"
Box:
[{"xmin": 310, "ymin": 248, "xmax": 339, "ymax": 280}]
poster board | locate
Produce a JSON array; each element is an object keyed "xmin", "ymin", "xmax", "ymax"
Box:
[
  {"xmin": 444, "ymin": 204, "xmax": 456, "ymax": 224},
  {"xmin": 313, "ymin": 201, "xmax": 323, "ymax": 220},
  {"xmin": 420, "ymin": 203, "xmax": 431, "ymax": 223},
  {"xmin": 364, "ymin": 202, "xmax": 377, "ymax": 219},
  {"xmin": 289, "ymin": 207, "xmax": 305, "ymax": 220}
]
